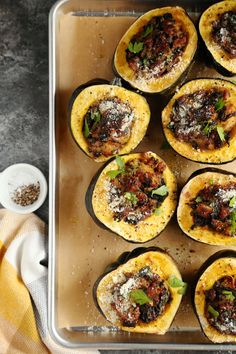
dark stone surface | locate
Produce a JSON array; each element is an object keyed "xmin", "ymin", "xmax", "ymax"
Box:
[{"xmin": 0, "ymin": 1, "xmax": 234, "ymax": 353}]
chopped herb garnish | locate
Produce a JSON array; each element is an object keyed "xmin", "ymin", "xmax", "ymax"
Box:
[
  {"xmin": 84, "ymin": 118, "xmax": 90, "ymax": 138},
  {"xmin": 216, "ymin": 126, "xmax": 225, "ymax": 142},
  {"xmin": 208, "ymin": 305, "xmax": 219, "ymax": 318},
  {"xmin": 222, "ymin": 290, "xmax": 235, "ymax": 301},
  {"xmin": 168, "ymin": 275, "xmax": 188, "ymax": 295},
  {"xmin": 128, "ymin": 41, "xmax": 144, "ymax": 54},
  {"xmin": 215, "ymin": 97, "xmax": 225, "ymax": 111},
  {"xmin": 203, "ymin": 121, "xmax": 215, "ymax": 136},
  {"xmin": 124, "ymin": 192, "xmax": 138, "ymax": 205},
  {"xmin": 195, "ymin": 196, "xmax": 202, "ymax": 203},
  {"xmin": 143, "ymin": 58, "xmax": 148, "ymax": 66},
  {"xmin": 107, "ymin": 156, "xmax": 126, "ymax": 179},
  {"xmin": 210, "ymin": 178, "xmax": 214, "ymax": 185},
  {"xmin": 151, "ymin": 185, "xmax": 168, "ymax": 197},
  {"xmin": 230, "ymin": 209, "xmax": 236, "ymax": 235},
  {"xmin": 229, "ymin": 196, "xmax": 236, "ymax": 208},
  {"xmin": 154, "ymin": 207, "xmax": 162, "ymax": 215},
  {"xmin": 91, "ymin": 110, "xmax": 101, "ymax": 125},
  {"xmin": 142, "ymin": 24, "xmax": 154, "ymax": 38},
  {"xmin": 130, "ymin": 289, "xmax": 151, "ymax": 305}
]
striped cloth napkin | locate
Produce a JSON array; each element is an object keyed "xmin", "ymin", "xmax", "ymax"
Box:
[{"xmin": 0, "ymin": 209, "xmax": 99, "ymax": 354}]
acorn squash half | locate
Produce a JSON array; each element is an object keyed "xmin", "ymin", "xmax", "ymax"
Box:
[
  {"xmin": 94, "ymin": 247, "xmax": 184, "ymax": 334},
  {"xmin": 69, "ymin": 82, "xmax": 150, "ymax": 162},
  {"xmin": 199, "ymin": 1, "xmax": 236, "ymax": 76},
  {"xmin": 162, "ymin": 78, "xmax": 236, "ymax": 164},
  {"xmin": 177, "ymin": 168, "xmax": 236, "ymax": 246},
  {"xmin": 113, "ymin": 7, "xmax": 198, "ymax": 94},
  {"xmin": 194, "ymin": 250, "xmax": 236, "ymax": 343},
  {"xmin": 90, "ymin": 151, "xmax": 177, "ymax": 243}
]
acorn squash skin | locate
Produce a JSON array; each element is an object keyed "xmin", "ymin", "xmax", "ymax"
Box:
[
  {"xmin": 94, "ymin": 247, "xmax": 183, "ymax": 334},
  {"xmin": 113, "ymin": 7, "xmax": 198, "ymax": 94},
  {"xmin": 199, "ymin": 1, "xmax": 236, "ymax": 77},
  {"xmin": 162, "ymin": 78, "xmax": 236, "ymax": 164},
  {"xmin": 89, "ymin": 152, "xmax": 177, "ymax": 243},
  {"xmin": 194, "ymin": 250, "xmax": 236, "ymax": 343},
  {"xmin": 69, "ymin": 80, "xmax": 150, "ymax": 162},
  {"xmin": 177, "ymin": 168, "xmax": 236, "ymax": 246}
]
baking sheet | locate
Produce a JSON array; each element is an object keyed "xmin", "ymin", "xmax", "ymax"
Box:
[{"xmin": 54, "ymin": 7, "xmax": 236, "ymax": 336}]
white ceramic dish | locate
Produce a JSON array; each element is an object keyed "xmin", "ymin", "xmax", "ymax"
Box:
[{"xmin": 0, "ymin": 163, "xmax": 47, "ymax": 214}]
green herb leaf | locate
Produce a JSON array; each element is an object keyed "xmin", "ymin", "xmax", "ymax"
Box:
[
  {"xmin": 222, "ymin": 290, "xmax": 235, "ymax": 301},
  {"xmin": 229, "ymin": 196, "xmax": 236, "ymax": 208},
  {"xmin": 84, "ymin": 118, "xmax": 90, "ymax": 138},
  {"xmin": 230, "ymin": 209, "xmax": 236, "ymax": 235},
  {"xmin": 168, "ymin": 276, "xmax": 185, "ymax": 288},
  {"xmin": 107, "ymin": 170, "xmax": 122, "ymax": 179},
  {"xmin": 116, "ymin": 156, "xmax": 125, "ymax": 171},
  {"xmin": 143, "ymin": 58, "xmax": 148, "ymax": 66},
  {"xmin": 195, "ymin": 196, "xmax": 202, "ymax": 203},
  {"xmin": 130, "ymin": 289, "xmax": 151, "ymax": 305},
  {"xmin": 154, "ymin": 207, "xmax": 162, "ymax": 215},
  {"xmin": 151, "ymin": 185, "xmax": 168, "ymax": 197},
  {"xmin": 210, "ymin": 178, "xmax": 214, "ymax": 185},
  {"xmin": 124, "ymin": 192, "xmax": 138, "ymax": 205},
  {"xmin": 203, "ymin": 121, "xmax": 215, "ymax": 136},
  {"xmin": 142, "ymin": 24, "xmax": 154, "ymax": 38},
  {"xmin": 178, "ymin": 283, "xmax": 188, "ymax": 295},
  {"xmin": 208, "ymin": 305, "xmax": 219, "ymax": 318},
  {"xmin": 128, "ymin": 41, "xmax": 144, "ymax": 54},
  {"xmin": 215, "ymin": 97, "xmax": 225, "ymax": 111},
  {"xmin": 216, "ymin": 126, "xmax": 225, "ymax": 142},
  {"xmin": 91, "ymin": 110, "xmax": 101, "ymax": 125}
]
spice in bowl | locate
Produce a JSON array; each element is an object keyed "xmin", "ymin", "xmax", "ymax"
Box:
[{"xmin": 11, "ymin": 181, "xmax": 40, "ymax": 207}]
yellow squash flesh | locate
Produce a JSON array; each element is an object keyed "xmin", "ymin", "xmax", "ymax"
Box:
[
  {"xmin": 92, "ymin": 152, "xmax": 177, "ymax": 243},
  {"xmin": 162, "ymin": 79, "xmax": 236, "ymax": 164},
  {"xmin": 96, "ymin": 250, "xmax": 183, "ymax": 334},
  {"xmin": 70, "ymin": 84, "xmax": 150, "ymax": 162},
  {"xmin": 177, "ymin": 171, "xmax": 236, "ymax": 246},
  {"xmin": 114, "ymin": 7, "xmax": 197, "ymax": 93},
  {"xmin": 199, "ymin": 0, "xmax": 236, "ymax": 75},
  {"xmin": 195, "ymin": 256, "xmax": 236, "ymax": 343}
]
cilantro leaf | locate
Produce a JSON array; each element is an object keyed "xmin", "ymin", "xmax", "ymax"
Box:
[
  {"xmin": 222, "ymin": 290, "xmax": 235, "ymax": 301},
  {"xmin": 151, "ymin": 185, "xmax": 168, "ymax": 197},
  {"xmin": 229, "ymin": 196, "xmax": 236, "ymax": 208},
  {"xmin": 130, "ymin": 289, "xmax": 151, "ymax": 305},
  {"xmin": 215, "ymin": 97, "xmax": 225, "ymax": 111},
  {"xmin": 142, "ymin": 58, "xmax": 148, "ymax": 66},
  {"xmin": 116, "ymin": 156, "xmax": 125, "ymax": 171},
  {"xmin": 216, "ymin": 126, "xmax": 225, "ymax": 142},
  {"xmin": 91, "ymin": 110, "xmax": 101, "ymax": 125},
  {"xmin": 195, "ymin": 196, "xmax": 202, "ymax": 203},
  {"xmin": 142, "ymin": 24, "xmax": 154, "ymax": 38},
  {"xmin": 203, "ymin": 121, "xmax": 215, "ymax": 136},
  {"xmin": 208, "ymin": 305, "xmax": 219, "ymax": 318},
  {"xmin": 230, "ymin": 209, "xmax": 236, "ymax": 235},
  {"xmin": 84, "ymin": 118, "xmax": 90, "ymax": 138},
  {"xmin": 107, "ymin": 170, "xmax": 122, "ymax": 179},
  {"xmin": 124, "ymin": 192, "xmax": 138, "ymax": 205},
  {"xmin": 168, "ymin": 276, "xmax": 188, "ymax": 295},
  {"xmin": 128, "ymin": 41, "xmax": 144, "ymax": 54}
]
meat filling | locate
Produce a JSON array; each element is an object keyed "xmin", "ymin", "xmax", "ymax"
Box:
[
  {"xmin": 83, "ymin": 97, "xmax": 134, "ymax": 158},
  {"xmin": 212, "ymin": 11, "xmax": 236, "ymax": 58},
  {"xmin": 168, "ymin": 88, "xmax": 236, "ymax": 150},
  {"xmin": 190, "ymin": 182, "xmax": 236, "ymax": 236},
  {"xmin": 205, "ymin": 276, "xmax": 236, "ymax": 334},
  {"xmin": 107, "ymin": 153, "xmax": 168, "ymax": 225},
  {"xmin": 111, "ymin": 266, "xmax": 170, "ymax": 327},
  {"xmin": 126, "ymin": 13, "xmax": 188, "ymax": 79}
]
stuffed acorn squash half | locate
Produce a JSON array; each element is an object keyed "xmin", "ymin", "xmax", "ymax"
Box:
[
  {"xmin": 69, "ymin": 83, "xmax": 150, "ymax": 162},
  {"xmin": 199, "ymin": 1, "xmax": 236, "ymax": 76},
  {"xmin": 162, "ymin": 79, "xmax": 236, "ymax": 164},
  {"xmin": 94, "ymin": 247, "xmax": 185, "ymax": 334},
  {"xmin": 114, "ymin": 7, "xmax": 197, "ymax": 94},
  {"xmin": 91, "ymin": 152, "xmax": 177, "ymax": 243},
  {"xmin": 177, "ymin": 169, "xmax": 236, "ymax": 246},
  {"xmin": 194, "ymin": 250, "xmax": 236, "ymax": 343}
]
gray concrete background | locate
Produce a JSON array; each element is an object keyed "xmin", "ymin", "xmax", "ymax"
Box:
[{"xmin": 0, "ymin": 0, "xmax": 234, "ymax": 353}]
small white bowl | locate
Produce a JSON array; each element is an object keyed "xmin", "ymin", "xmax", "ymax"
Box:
[{"xmin": 0, "ymin": 163, "xmax": 47, "ymax": 214}]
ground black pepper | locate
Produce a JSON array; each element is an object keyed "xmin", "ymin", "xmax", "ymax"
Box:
[{"xmin": 11, "ymin": 181, "xmax": 40, "ymax": 206}]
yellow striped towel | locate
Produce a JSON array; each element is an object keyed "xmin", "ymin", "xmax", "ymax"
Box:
[{"xmin": 0, "ymin": 209, "xmax": 99, "ymax": 354}]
